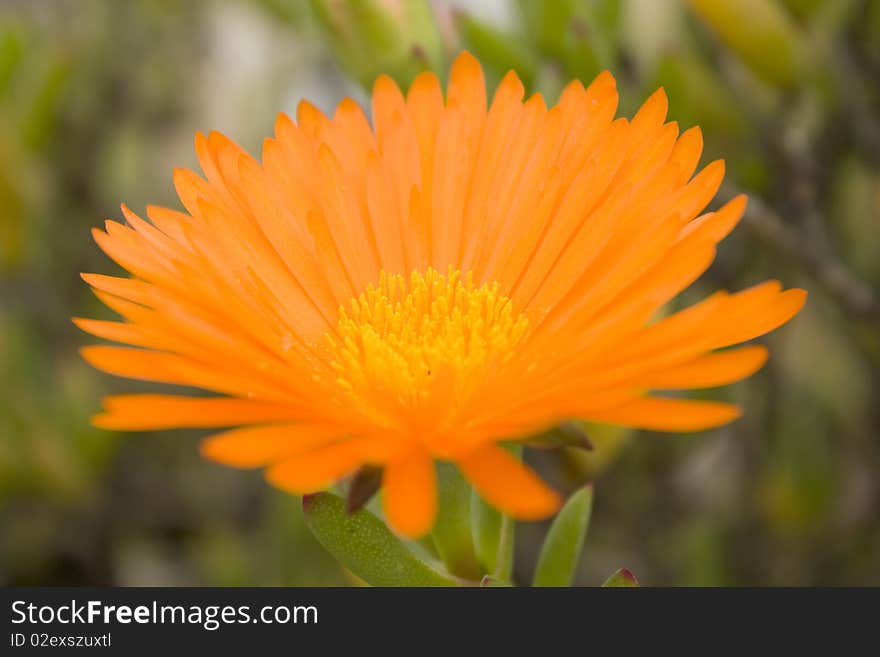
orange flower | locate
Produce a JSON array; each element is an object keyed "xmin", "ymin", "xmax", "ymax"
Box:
[{"xmin": 77, "ymin": 53, "xmax": 805, "ymax": 538}]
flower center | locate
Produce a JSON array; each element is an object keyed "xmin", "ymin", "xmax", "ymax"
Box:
[{"xmin": 325, "ymin": 268, "xmax": 530, "ymax": 417}]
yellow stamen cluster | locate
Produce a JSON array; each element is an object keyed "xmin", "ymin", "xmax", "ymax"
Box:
[{"xmin": 326, "ymin": 268, "xmax": 530, "ymax": 415}]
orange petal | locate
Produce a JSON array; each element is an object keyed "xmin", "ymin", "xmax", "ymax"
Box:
[
  {"xmin": 680, "ymin": 194, "xmax": 747, "ymax": 242},
  {"xmin": 624, "ymin": 87, "xmax": 668, "ymax": 152},
  {"xmin": 715, "ymin": 288, "xmax": 807, "ymax": 347},
  {"xmin": 94, "ymin": 394, "xmax": 303, "ymax": 431},
  {"xmin": 81, "ymin": 273, "xmax": 154, "ymax": 306},
  {"xmin": 145, "ymin": 205, "xmax": 193, "ymax": 245},
  {"xmin": 265, "ymin": 439, "xmax": 372, "ymax": 494},
  {"xmin": 382, "ymin": 447, "xmax": 437, "ymax": 539},
  {"xmin": 458, "ymin": 445, "xmax": 561, "ymax": 520},
  {"xmin": 668, "ymin": 125, "xmax": 703, "ymax": 185},
  {"xmin": 73, "ymin": 317, "xmax": 152, "ymax": 349},
  {"xmin": 671, "ymin": 159, "xmax": 726, "ymax": 223},
  {"xmin": 80, "ymin": 345, "xmax": 291, "ymax": 401},
  {"xmin": 639, "ymin": 345, "xmax": 769, "ymax": 390},
  {"xmin": 371, "ymin": 74, "xmax": 407, "ymax": 139},
  {"xmin": 201, "ymin": 423, "xmax": 341, "ymax": 468},
  {"xmin": 586, "ymin": 397, "xmax": 742, "ymax": 432},
  {"xmin": 446, "ymin": 51, "xmax": 486, "ymax": 119}
]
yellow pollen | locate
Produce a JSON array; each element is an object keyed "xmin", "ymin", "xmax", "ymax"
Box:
[{"xmin": 325, "ymin": 268, "xmax": 530, "ymax": 413}]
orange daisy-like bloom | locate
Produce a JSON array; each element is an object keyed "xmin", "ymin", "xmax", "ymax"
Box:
[{"xmin": 78, "ymin": 53, "xmax": 805, "ymax": 538}]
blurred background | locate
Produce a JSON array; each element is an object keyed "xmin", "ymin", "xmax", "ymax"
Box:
[{"xmin": 1, "ymin": 0, "xmax": 878, "ymax": 586}]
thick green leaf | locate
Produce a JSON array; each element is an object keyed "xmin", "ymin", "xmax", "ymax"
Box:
[
  {"xmin": 470, "ymin": 489, "xmax": 500, "ymax": 572},
  {"xmin": 453, "ymin": 11, "xmax": 537, "ymax": 88},
  {"xmin": 688, "ymin": 0, "xmax": 805, "ymax": 87},
  {"xmin": 302, "ymin": 492, "xmax": 459, "ymax": 587},
  {"xmin": 601, "ymin": 568, "xmax": 639, "ymax": 587},
  {"xmin": 532, "ymin": 485, "xmax": 593, "ymax": 587},
  {"xmin": 471, "ymin": 446, "xmax": 520, "ymax": 581},
  {"xmin": 515, "ymin": 0, "xmax": 576, "ymax": 59},
  {"xmin": 480, "ymin": 575, "xmax": 513, "ymax": 587},
  {"xmin": 470, "ymin": 489, "xmax": 516, "ymax": 581},
  {"xmin": 0, "ymin": 29, "xmax": 25, "ymax": 97},
  {"xmin": 432, "ymin": 463, "xmax": 481, "ymax": 579},
  {"xmin": 308, "ymin": 0, "xmax": 443, "ymax": 89}
]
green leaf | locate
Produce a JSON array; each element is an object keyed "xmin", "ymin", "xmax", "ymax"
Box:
[
  {"xmin": 432, "ymin": 463, "xmax": 481, "ymax": 579},
  {"xmin": 532, "ymin": 485, "xmax": 593, "ymax": 587},
  {"xmin": 471, "ymin": 445, "xmax": 519, "ymax": 581},
  {"xmin": 0, "ymin": 29, "xmax": 25, "ymax": 97},
  {"xmin": 302, "ymin": 492, "xmax": 459, "ymax": 587},
  {"xmin": 688, "ymin": 0, "xmax": 805, "ymax": 88},
  {"xmin": 453, "ymin": 10, "xmax": 537, "ymax": 89},
  {"xmin": 515, "ymin": 0, "xmax": 576, "ymax": 60},
  {"xmin": 308, "ymin": 0, "xmax": 443, "ymax": 89},
  {"xmin": 601, "ymin": 568, "xmax": 639, "ymax": 587},
  {"xmin": 256, "ymin": 0, "xmax": 313, "ymax": 27},
  {"xmin": 480, "ymin": 575, "xmax": 513, "ymax": 587},
  {"xmin": 21, "ymin": 59, "xmax": 69, "ymax": 152},
  {"xmin": 470, "ymin": 489, "xmax": 516, "ymax": 580}
]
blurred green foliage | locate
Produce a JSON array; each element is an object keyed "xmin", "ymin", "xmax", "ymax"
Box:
[{"xmin": 1, "ymin": 0, "xmax": 878, "ymax": 585}]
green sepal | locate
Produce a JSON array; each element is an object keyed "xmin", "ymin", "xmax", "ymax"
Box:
[
  {"xmin": 532, "ymin": 485, "xmax": 593, "ymax": 587},
  {"xmin": 431, "ymin": 463, "xmax": 481, "ymax": 579},
  {"xmin": 471, "ymin": 445, "xmax": 519, "ymax": 581},
  {"xmin": 688, "ymin": 0, "xmax": 805, "ymax": 88},
  {"xmin": 480, "ymin": 575, "xmax": 513, "ymax": 587},
  {"xmin": 302, "ymin": 492, "xmax": 459, "ymax": 587},
  {"xmin": 453, "ymin": 10, "xmax": 537, "ymax": 89},
  {"xmin": 308, "ymin": 0, "xmax": 444, "ymax": 89},
  {"xmin": 601, "ymin": 568, "xmax": 639, "ymax": 587},
  {"xmin": 470, "ymin": 489, "xmax": 516, "ymax": 581}
]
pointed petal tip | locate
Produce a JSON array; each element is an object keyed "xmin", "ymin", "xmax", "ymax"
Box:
[
  {"xmin": 90, "ymin": 408, "xmax": 149, "ymax": 433},
  {"xmin": 450, "ymin": 50, "xmax": 483, "ymax": 78},
  {"xmin": 495, "ymin": 69, "xmax": 525, "ymax": 100},
  {"xmin": 543, "ymin": 490, "xmax": 564, "ymax": 517},
  {"xmin": 273, "ymin": 110, "xmax": 294, "ymax": 134},
  {"xmin": 707, "ymin": 158, "xmax": 726, "ymax": 176},
  {"xmin": 408, "ymin": 69, "xmax": 441, "ymax": 97},
  {"xmin": 372, "ymin": 73, "xmax": 401, "ymax": 97},
  {"xmin": 192, "ymin": 131, "xmax": 213, "ymax": 156},
  {"xmin": 335, "ymin": 96, "xmax": 361, "ymax": 115},
  {"xmin": 595, "ymin": 70, "xmax": 616, "ymax": 87},
  {"xmin": 171, "ymin": 166, "xmax": 191, "ymax": 187},
  {"xmin": 453, "ymin": 49, "xmax": 478, "ymax": 65},
  {"xmin": 728, "ymin": 404, "xmax": 744, "ymax": 423},
  {"xmin": 197, "ymin": 436, "xmax": 221, "ymax": 463},
  {"xmin": 789, "ymin": 287, "xmax": 809, "ymax": 305},
  {"xmin": 89, "ymin": 412, "xmax": 114, "ymax": 430}
]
